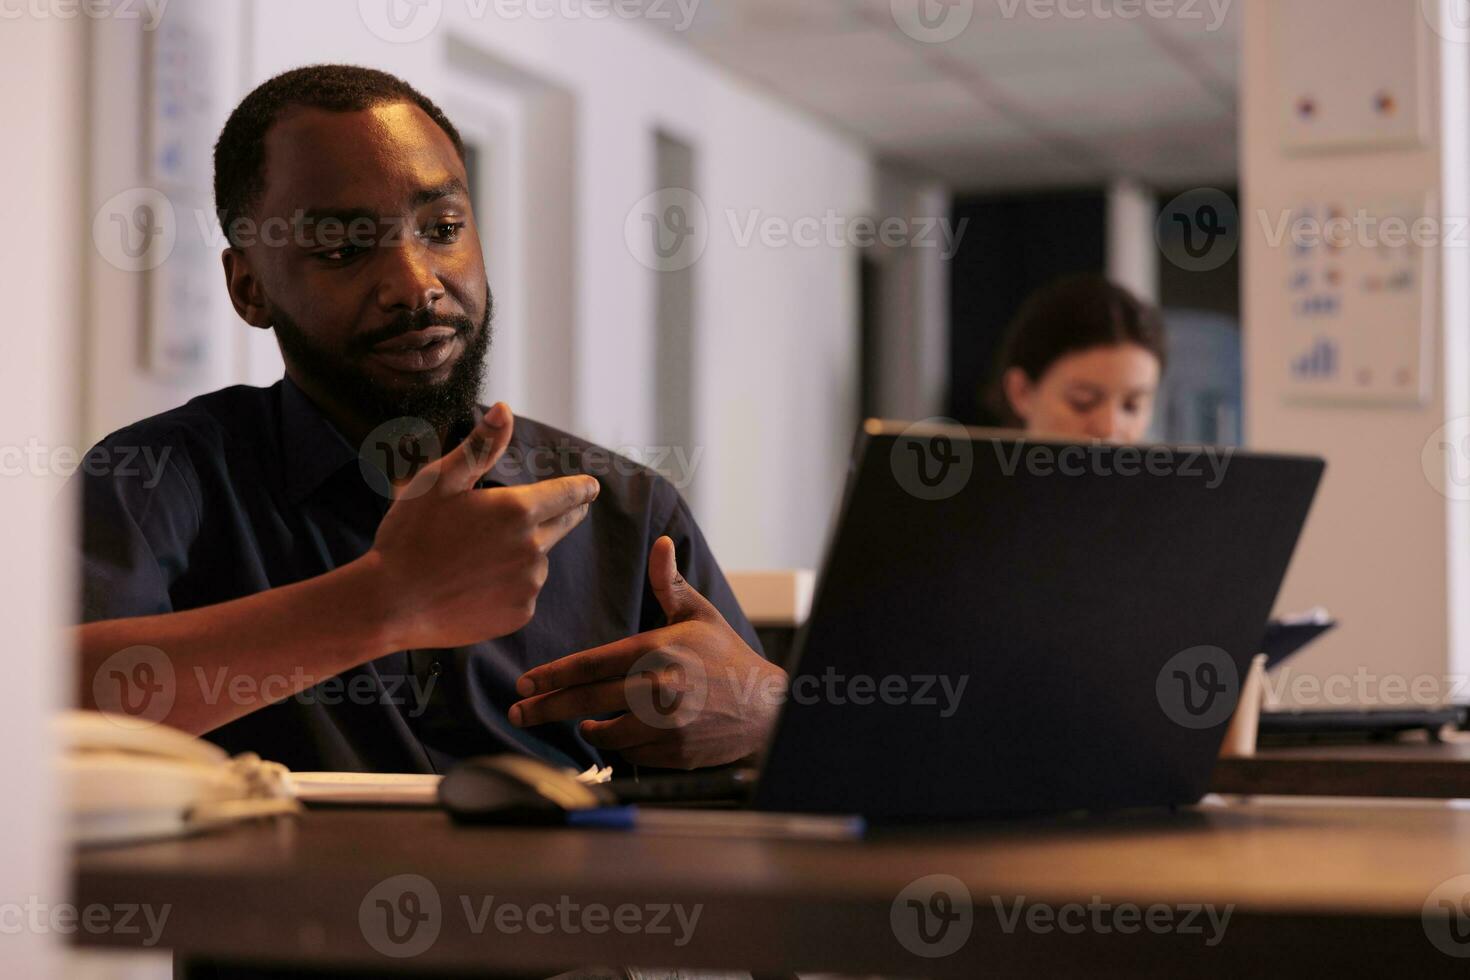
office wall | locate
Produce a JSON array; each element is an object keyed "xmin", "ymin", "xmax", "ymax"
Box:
[
  {"xmin": 1241, "ymin": 0, "xmax": 1467, "ymax": 698},
  {"xmin": 84, "ymin": 0, "xmax": 875, "ymax": 573}
]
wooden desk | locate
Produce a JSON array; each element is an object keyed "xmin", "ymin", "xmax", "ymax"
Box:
[
  {"xmin": 1212, "ymin": 742, "xmax": 1470, "ymax": 798},
  {"xmin": 72, "ymin": 800, "xmax": 1470, "ymax": 977}
]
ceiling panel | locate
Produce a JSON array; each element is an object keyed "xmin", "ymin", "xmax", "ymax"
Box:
[
  {"xmin": 985, "ymin": 57, "xmax": 1223, "ymax": 133},
  {"xmin": 638, "ymin": 0, "xmax": 1238, "ymax": 189},
  {"xmin": 797, "ymin": 78, "xmax": 1034, "ymax": 148},
  {"xmin": 693, "ymin": 26, "xmax": 937, "ymax": 88},
  {"xmin": 876, "ymin": 1, "xmax": 1162, "ymax": 72},
  {"xmin": 638, "ymin": 0, "xmax": 862, "ymax": 39}
]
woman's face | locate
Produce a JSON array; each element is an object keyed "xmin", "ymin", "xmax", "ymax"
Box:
[{"xmin": 1004, "ymin": 343, "xmax": 1162, "ymax": 444}]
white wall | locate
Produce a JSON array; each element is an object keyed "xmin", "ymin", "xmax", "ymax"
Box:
[
  {"xmin": 1241, "ymin": 0, "xmax": 1465, "ymax": 699},
  {"xmin": 0, "ymin": 10, "xmax": 77, "ymax": 979}
]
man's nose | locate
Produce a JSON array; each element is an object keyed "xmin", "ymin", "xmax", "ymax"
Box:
[{"xmin": 375, "ymin": 234, "xmax": 446, "ymax": 312}]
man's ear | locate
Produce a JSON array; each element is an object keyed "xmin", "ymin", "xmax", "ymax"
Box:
[
  {"xmin": 1002, "ymin": 367, "xmax": 1034, "ymax": 424},
  {"xmin": 221, "ymin": 248, "xmax": 271, "ymax": 329}
]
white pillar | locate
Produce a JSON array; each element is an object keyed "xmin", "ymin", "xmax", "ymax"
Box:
[
  {"xmin": 1107, "ymin": 179, "xmax": 1160, "ymax": 303},
  {"xmin": 1436, "ymin": 0, "xmax": 1470, "ymax": 684},
  {"xmin": 874, "ymin": 169, "xmax": 952, "ymax": 421},
  {"xmin": 1242, "ymin": 0, "xmax": 1466, "ymax": 699}
]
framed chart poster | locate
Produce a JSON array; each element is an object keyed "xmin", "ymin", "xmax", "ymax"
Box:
[{"xmin": 1275, "ymin": 192, "xmax": 1433, "ymax": 407}]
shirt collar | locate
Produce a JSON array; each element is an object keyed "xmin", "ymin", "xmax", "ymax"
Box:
[
  {"xmin": 278, "ymin": 374, "xmax": 538, "ymax": 502},
  {"xmin": 279, "ymin": 375, "xmax": 360, "ymax": 504}
]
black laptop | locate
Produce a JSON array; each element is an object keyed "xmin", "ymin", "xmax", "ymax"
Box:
[{"xmin": 618, "ymin": 421, "xmax": 1325, "ymax": 821}]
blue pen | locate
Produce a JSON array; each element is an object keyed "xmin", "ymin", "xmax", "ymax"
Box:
[
  {"xmin": 567, "ymin": 806, "xmax": 639, "ymax": 830},
  {"xmin": 566, "ymin": 805, "xmax": 865, "ymax": 840}
]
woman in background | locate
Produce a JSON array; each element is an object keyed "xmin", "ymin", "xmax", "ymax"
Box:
[{"xmin": 990, "ymin": 274, "xmax": 1168, "ymax": 444}]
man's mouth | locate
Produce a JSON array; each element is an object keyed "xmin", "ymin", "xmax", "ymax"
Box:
[{"xmin": 368, "ymin": 326, "xmax": 461, "ymax": 374}]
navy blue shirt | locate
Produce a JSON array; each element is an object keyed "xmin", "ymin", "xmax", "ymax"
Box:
[{"xmin": 76, "ymin": 377, "xmax": 760, "ymax": 773}]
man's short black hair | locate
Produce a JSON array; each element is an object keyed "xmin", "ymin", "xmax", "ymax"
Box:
[{"xmin": 213, "ymin": 64, "xmax": 466, "ymax": 247}]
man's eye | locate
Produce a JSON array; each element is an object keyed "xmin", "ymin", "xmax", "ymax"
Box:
[
  {"xmin": 427, "ymin": 221, "xmax": 465, "ymax": 243},
  {"xmin": 318, "ymin": 244, "xmax": 366, "ymax": 263}
]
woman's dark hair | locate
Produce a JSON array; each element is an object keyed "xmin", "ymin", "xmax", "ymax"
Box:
[{"xmin": 986, "ymin": 274, "xmax": 1167, "ymax": 423}]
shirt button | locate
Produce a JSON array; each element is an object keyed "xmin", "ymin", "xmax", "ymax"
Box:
[{"xmin": 429, "ymin": 660, "xmax": 443, "ymax": 676}]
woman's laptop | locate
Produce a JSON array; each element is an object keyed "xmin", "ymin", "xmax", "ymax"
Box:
[{"xmin": 615, "ymin": 421, "xmax": 1324, "ymax": 821}]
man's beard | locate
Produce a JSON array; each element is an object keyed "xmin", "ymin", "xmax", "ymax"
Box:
[{"xmin": 272, "ymin": 287, "xmax": 493, "ymax": 431}]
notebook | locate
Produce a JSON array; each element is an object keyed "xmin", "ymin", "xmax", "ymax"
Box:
[{"xmin": 287, "ymin": 766, "xmax": 613, "ymax": 806}]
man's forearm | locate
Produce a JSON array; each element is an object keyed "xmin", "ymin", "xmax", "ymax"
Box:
[{"xmin": 75, "ymin": 552, "xmax": 402, "ymax": 736}]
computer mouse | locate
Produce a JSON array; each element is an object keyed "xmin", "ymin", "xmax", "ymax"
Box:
[{"xmin": 439, "ymin": 754, "xmax": 614, "ymax": 825}]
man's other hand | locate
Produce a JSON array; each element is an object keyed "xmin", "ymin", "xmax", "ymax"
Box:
[{"xmin": 509, "ymin": 536, "xmax": 787, "ymax": 769}]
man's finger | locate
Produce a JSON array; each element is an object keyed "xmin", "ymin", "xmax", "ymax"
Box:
[
  {"xmin": 435, "ymin": 403, "xmax": 513, "ymax": 496},
  {"xmin": 509, "ymin": 675, "xmax": 648, "ymax": 728},
  {"xmin": 579, "ymin": 715, "xmax": 660, "ymax": 752},
  {"xmin": 648, "ymin": 536, "xmax": 717, "ymax": 624},
  {"xmin": 533, "ymin": 498, "xmax": 593, "ymax": 552},
  {"xmin": 514, "ymin": 629, "xmax": 678, "ymax": 697},
  {"xmin": 513, "ymin": 474, "xmax": 602, "ymax": 524}
]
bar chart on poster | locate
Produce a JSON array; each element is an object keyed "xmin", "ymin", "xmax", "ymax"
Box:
[{"xmin": 1277, "ymin": 193, "xmax": 1431, "ymax": 407}]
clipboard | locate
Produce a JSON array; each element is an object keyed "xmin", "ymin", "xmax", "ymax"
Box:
[{"xmin": 1261, "ymin": 609, "xmax": 1337, "ymax": 668}]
